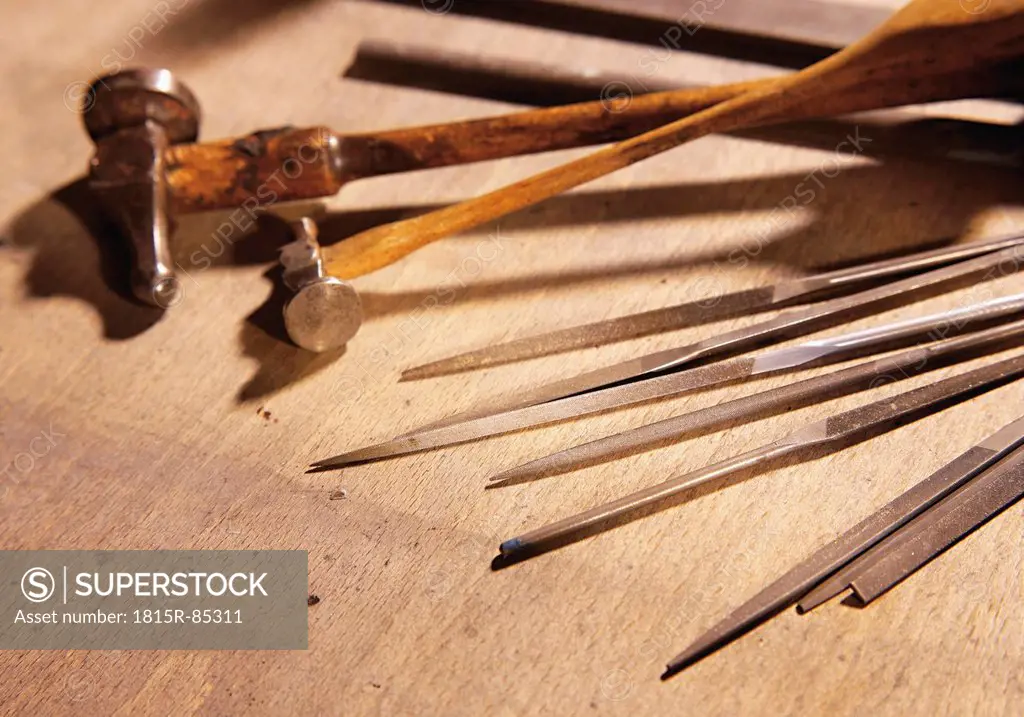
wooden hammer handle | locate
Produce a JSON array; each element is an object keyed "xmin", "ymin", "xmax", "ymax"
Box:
[
  {"xmin": 165, "ymin": 126, "xmax": 342, "ymax": 213},
  {"xmin": 334, "ymin": 79, "xmax": 761, "ymax": 177},
  {"xmin": 163, "ymin": 80, "xmax": 763, "ymax": 213}
]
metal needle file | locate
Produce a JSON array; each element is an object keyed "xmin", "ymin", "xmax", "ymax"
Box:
[
  {"xmin": 797, "ymin": 436, "xmax": 1024, "ymax": 612},
  {"xmin": 496, "ymin": 352, "xmax": 1024, "ymax": 561},
  {"xmin": 835, "ymin": 446, "xmax": 1024, "ymax": 606},
  {"xmin": 313, "ymin": 294, "xmax": 1024, "ymax": 469},
  {"xmin": 411, "ymin": 243, "xmax": 1024, "ymax": 433},
  {"xmin": 661, "ymin": 414, "xmax": 1024, "ymax": 676},
  {"xmin": 490, "ymin": 317, "xmax": 1024, "ymax": 485},
  {"xmin": 403, "ymin": 234, "xmax": 1024, "ymax": 380}
]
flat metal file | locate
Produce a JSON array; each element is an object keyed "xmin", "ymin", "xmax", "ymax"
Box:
[
  {"xmin": 490, "ymin": 317, "xmax": 1024, "ymax": 485},
  {"xmin": 798, "ymin": 432, "xmax": 1024, "ymax": 612},
  {"xmin": 410, "ymin": 243, "xmax": 1024, "ymax": 433},
  {"xmin": 313, "ymin": 294, "xmax": 1024, "ymax": 469},
  {"xmin": 840, "ymin": 446, "xmax": 1024, "ymax": 606},
  {"xmin": 660, "ymin": 414, "xmax": 1024, "ymax": 677},
  {"xmin": 402, "ymin": 233, "xmax": 1024, "ymax": 380},
  {"xmin": 495, "ymin": 352, "xmax": 1024, "ymax": 562}
]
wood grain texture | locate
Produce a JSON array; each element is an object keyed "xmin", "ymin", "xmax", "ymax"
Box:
[{"xmin": 1, "ymin": 0, "xmax": 1023, "ymax": 715}]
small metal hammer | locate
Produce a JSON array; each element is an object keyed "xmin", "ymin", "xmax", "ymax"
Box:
[
  {"xmin": 83, "ymin": 68, "xmax": 361, "ymax": 352},
  {"xmin": 81, "ymin": 67, "xmax": 753, "ymax": 351}
]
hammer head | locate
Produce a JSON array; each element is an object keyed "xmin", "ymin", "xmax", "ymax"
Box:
[
  {"xmin": 83, "ymin": 68, "xmax": 201, "ymax": 307},
  {"xmin": 82, "ymin": 69, "xmax": 360, "ymax": 351},
  {"xmin": 281, "ymin": 218, "xmax": 364, "ymax": 353}
]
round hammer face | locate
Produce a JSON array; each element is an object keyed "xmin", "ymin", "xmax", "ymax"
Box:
[
  {"xmin": 84, "ymin": 68, "xmax": 201, "ymax": 144},
  {"xmin": 284, "ymin": 278, "xmax": 364, "ymax": 353}
]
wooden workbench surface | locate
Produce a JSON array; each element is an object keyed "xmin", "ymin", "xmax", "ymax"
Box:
[{"xmin": 1, "ymin": 0, "xmax": 1022, "ymax": 714}]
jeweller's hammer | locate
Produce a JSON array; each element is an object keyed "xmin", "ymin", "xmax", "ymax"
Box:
[{"xmin": 81, "ymin": 67, "xmax": 755, "ymax": 350}]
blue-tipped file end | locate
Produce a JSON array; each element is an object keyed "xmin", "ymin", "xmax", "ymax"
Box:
[{"xmin": 499, "ymin": 538, "xmax": 522, "ymax": 555}]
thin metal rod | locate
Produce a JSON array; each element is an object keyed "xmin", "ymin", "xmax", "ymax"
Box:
[
  {"xmin": 661, "ymin": 414, "xmax": 1024, "ymax": 676},
  {"xmin": 314, "ymin": 292, "xmax": 1024, "ymax": 469},
  {"xmin": 410, "ymin": 243, "xmax": 1024, "ymax": 433},
  {"xmin": 490, "ymin": 316, "xmax": 1024, "ymax": 486},
  {"xmin": 402, "ymin": 233, "xmax": 1024, "ymax": 380},
  {"xmin": 495, "ymin": 352, "xmax": 1024, "ymax": 561}
]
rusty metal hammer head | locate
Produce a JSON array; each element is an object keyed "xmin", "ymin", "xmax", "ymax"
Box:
[
  {"xmin": 83, "ymin": 68, "xmax": 359, "ymax": 351},
  {"xmin": 83, "ymin": 68, "xmax": 200, "ymax": 308}
]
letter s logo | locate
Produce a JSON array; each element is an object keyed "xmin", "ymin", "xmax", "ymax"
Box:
[{"xmin": 21, "ymin": 567, "xmax": 55, "ymax": 603}]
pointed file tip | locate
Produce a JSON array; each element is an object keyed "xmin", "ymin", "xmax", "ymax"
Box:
[
  {"xmin": 309, "ymin": 454, "xmax": 349, "ymax": 467},
  {"xmin": 306, "ymin": 463, "xmax": 341, "ymax": 473},
  {"xmin": 487, "ymin": 469, "xmax": 519, "ymax": 486},
  {"xmin": 400, "ymin": 361, "xmax": 459, "ymax": 382},
  {"xmin": 661, "ymin": 644, "xmax": 709, "ymax": 679},
  {"xmin": 487, "ymin": 462, "xmax": 550, "ymax": 487},
  {"xmin": 307, "ymin": 452, "xmax": 366, "ymax": 470}
]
